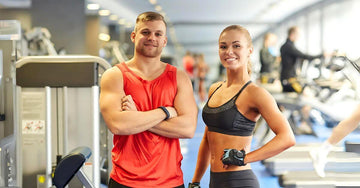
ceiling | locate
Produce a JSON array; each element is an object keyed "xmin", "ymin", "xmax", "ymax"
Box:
[{"xmin": 88, "ymin": 0, "xmax": 325, "ymax": 64}]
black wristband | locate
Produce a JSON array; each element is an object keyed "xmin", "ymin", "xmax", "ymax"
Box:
[
  {"xmin": 158, "ymin": 106, "xmax": 170, "ymax": 120},
  {"xmin": 188, "ymin": 182, "xmax": 200, "ymax": 188}
]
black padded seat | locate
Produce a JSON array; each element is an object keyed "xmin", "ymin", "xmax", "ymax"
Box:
[{"xmin": 53, "ymin": 146, "xmax": 92, "ymax": 188}]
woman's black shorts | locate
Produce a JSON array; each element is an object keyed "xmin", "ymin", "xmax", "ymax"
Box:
[{"xmin": 209, "ymin": 170, "xmax": 260, "ymax": 188}]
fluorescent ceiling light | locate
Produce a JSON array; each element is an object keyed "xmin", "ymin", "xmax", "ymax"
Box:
[
  {"xmin": 87, "ymin": 3, "xmax": 100, "ymax": 10},
  {"xmin": 155, "ymin": 5, "xmax": 162, "ymax": 12},
  {"xmin": 109, "ymin": 15, "xmax": 118, "ymax": 21},
  {"xmin": 98, "ymin": 10, "xmax": 111, "ymax": 16}
]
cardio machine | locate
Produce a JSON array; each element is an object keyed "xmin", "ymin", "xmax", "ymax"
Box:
[{"xmin": 267, "ymin": 55, "xmax": 360, "ymax": 188}]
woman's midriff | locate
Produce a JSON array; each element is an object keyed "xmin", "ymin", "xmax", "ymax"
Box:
[{"xmin": 207, "ymin": 131, "xmax": 253, "ymax": 172}]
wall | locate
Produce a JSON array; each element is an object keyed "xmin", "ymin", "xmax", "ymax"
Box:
[{"xmin": 0, "ymin": 0, "xmax": 101, "ymax": 55}]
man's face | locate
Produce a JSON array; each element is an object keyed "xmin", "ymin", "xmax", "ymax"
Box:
[
  {"xmin": 131, "ymin": 20, "xmax": 167, "ymax": 58},
  {"xmin": 291, "ymin": 28, "xmax": 300, "ymax": 42}
]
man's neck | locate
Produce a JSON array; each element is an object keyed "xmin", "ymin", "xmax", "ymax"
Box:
[{"xmin": 127, "ymin": 56, "xmax": 165, "ymax": 80}]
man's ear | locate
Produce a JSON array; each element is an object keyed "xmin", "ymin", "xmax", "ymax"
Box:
[
  {"xmin": 163, "ymin": 36, "xmax": 168, "ymax": 47},
  {"xmin": 130, "ymin": 31, "xmax": 135, "ymax": 43}
]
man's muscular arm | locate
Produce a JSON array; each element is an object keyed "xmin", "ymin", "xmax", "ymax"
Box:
[
  {"xmin": 148, "ymin": 70, "xmax": 198, "ymax": 138},
  {"xmin": 99, "ymin": 67, "xmax": 177, "ymax": 135}
]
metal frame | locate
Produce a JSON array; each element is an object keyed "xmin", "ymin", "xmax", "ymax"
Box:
[
  {"xmin": 15, "ymin": 55, "xmax": 110, "ymax": 70},
  {"xmin": 45, "ymin": 86, "xmax": 52, "ymax": 187}
]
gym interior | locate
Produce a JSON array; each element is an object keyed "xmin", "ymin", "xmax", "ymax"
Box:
[{"xmin": 1, "ymin": 0, "xmax": 360, "ymax": 187}]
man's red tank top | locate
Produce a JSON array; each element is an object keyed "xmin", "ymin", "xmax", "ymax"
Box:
[{"xmin": 110, "ymin": 62, "xmax": 183, "ymax": 188}]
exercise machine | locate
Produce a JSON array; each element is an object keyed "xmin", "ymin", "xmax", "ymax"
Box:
[
  {"xmin": 0, "ymin": 20, "xmax": 21, "ymax": 187},
  {"xmin": 22, "ymin": 27, "xmax": 58, "ymax": 56},
  {"xmin": 279, "ymin": 171, "xmax": 360, "ymax": 188},
  {"xmin": 99, "ymin": 41, "xmax": 128, "ymax": 66},
  {"xmin": 264, "ymin": 55, "xmax": 360, "ymax": 187},
  {"xmin": 52, "ymin": 146, "xmax": 94, "ymax": 188},
  {"xmin": 16, "ymin": 55, "xmax": 111, "ymax": 188},
  {"xmin": 263, "ymin": 146, "xmax": 360, "ymax": 176}
]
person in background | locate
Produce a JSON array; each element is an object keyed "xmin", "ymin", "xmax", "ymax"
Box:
[
  {"xmin": 100, "ymin": 11, "xmax": 198, "ymax": 188},
  {"xmin": 280, "ymin": 26, "xmax": 325, "ymax": 93},
  {"xmin": 311, "ymin": 103, "xmax": 360, "ymax": 177},
  {"xmin": 195, "ymin": 53, "xmax": 209, "ymax": 103},
  {"xmin": 280, "ymin": 26, "xmax": 329, "ymax": 136},
  {"xmin": 183, "ymin": 50, "xmax": 196, "ymax": 87},
  {"xmin": 259, "ymin": 32, "xmax": 280, "ymax": 84},
  {"xmin": 189, "ymin": 25, "xmax": 295, "ymax": 188}
]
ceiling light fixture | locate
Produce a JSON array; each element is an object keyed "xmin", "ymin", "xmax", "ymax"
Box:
[
  {"xmin": 98, "ymin": 10, "xmax": 111, "ymax": 16},
  {"xmin": 155, "ymin": 5, "xmax": 162, "ymax": 12},
  {"xmin": 109, "ymin": 15, "xmax": 118, "ymax": 21},
  {"xmin": 87, "ymin": 3, "xmax": 100, "ymax": 10},
  {"xmin": 149, "ymin": 0, "xmax": 157, "ymax": 5}
]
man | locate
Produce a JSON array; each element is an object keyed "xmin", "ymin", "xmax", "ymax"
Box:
[
  {"xmin": 100, "ymin": 11, "xmax": 198, "ymax": 188},
  {"xmin": 280, "ymin": 26, "xmax": 325, "ymax": 136},
  {"xmin": 280, "ymin": 26, "xmax": 324, "ymax": 93}
]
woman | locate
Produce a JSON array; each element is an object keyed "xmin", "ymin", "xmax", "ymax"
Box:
[
  {"xmin": 259, "ymin": 32, "xmax": 280, "ymax": 84},
  {"xmin": 189, "ymin": 25, "xmax": 295, "ymax": 188}
]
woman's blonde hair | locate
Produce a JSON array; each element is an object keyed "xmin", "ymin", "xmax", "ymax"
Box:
[{"xmin": 219, "ymin": 25, "xmax": 253, "ymax": 74}]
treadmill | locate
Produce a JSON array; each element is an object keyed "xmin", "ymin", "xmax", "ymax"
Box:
[
  {"xmin": 276, "ymin": 56, "xmax": 360, "ymax": 188},
  {"xmin": 263, "ymin": 144, "xmax": 360, "ymax": 176},
  {"xmin": 346, "ymin": 141, "xmax": 360, "ymax": 154},
  {"xmin": 265, "ymin": 143, "xmax": 360, "ymax": 187},
  {"xmin": 279, "ymin": 171, "xmax": 360, "ymax": 188}
]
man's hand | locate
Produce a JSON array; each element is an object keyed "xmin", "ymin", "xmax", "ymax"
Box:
[
  {"xmin": 121, "ymin": 95, "xmax": 178, "ymax": 119},
  {"xmin": 121, "ymin": 95, "xmax": 137, "ymax": 111}
]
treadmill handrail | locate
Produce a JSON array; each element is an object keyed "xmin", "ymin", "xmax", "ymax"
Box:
[
  {"xmin": 15, "ymin": 55, "xmax": 112, "ymax": 70},
  {"xmin": 337, "ymin": 55, "xmax": 360, "ymax": 74}
]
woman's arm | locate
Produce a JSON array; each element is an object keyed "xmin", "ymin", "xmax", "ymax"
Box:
[
  {"xmin": 244, "ymin": 86, "xmax": 295, "ymax": 163},
  {"xmin": 192, "ymin": 127, "xmax": 211, "ymax": 183},
  {"xmin": 191, "ymin": 82, "xmax": 223, "ymax": 182}
]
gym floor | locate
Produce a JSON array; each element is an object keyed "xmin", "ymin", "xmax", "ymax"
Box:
[{"xmin": 180, "ymin": 109, "xmax": 360, "ymax": 188}]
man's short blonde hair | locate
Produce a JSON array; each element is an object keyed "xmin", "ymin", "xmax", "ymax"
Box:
[{"xmin": 134, "ymin": 12, "xmax": 167, "ymax": 32}]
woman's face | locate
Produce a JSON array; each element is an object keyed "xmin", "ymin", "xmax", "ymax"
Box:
[{"xmin": 218, "ymin": 30, "xmax": 253, "ymax": 70}]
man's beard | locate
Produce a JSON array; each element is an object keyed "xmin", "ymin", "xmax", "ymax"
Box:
[{"xmin": 137, "ymin": 45, "xmax": 162, "ymax": 58}]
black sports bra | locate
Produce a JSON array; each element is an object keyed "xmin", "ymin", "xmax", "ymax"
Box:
[{"xmin": 202, "ymin": 81, "xmax": 256, "ymax": 136}]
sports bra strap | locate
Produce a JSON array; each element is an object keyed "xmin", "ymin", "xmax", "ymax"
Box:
[
  {"xmin": 233, "ymin": 80, "xmax": 252, "ymax": 100},
  {"xmin": 208, "ymin": 82, "xmax": 224, "ymax": 100},
  {"xmin": 207, "ymin": 80, "xmax": 252, "ymax": 101}
]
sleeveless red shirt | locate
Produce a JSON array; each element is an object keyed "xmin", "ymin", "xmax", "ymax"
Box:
[{"xmin": 110, "ymin": 62, "xmax": 183, "ymax": 188}]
